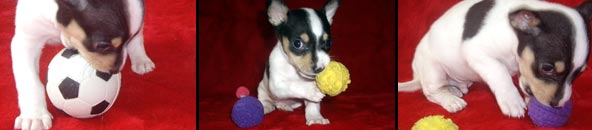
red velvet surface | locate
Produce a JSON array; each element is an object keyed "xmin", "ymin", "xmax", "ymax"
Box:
[
  {"xmin": 199, "ymin": 0, "xmax": 395, "ymax": 129},
  {"xmin": 398, "ymin": 0, "xmax": 592, "ymax": 129},
  {"xmin": 0, "ymin": 0, "xmax": 196, "ymax": 129}
]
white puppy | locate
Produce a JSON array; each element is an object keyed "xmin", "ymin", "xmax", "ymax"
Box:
[{"xmin": 399, "ymin": 0, "xmax": 592, "ymax": 118}]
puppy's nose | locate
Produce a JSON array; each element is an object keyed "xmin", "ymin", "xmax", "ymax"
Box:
[{"xmin": 314, "ymin": 67, "xmax": 325, "ymax": 73}]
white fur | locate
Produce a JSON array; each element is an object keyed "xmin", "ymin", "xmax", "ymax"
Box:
[
  {"xmin": 11, "ymin": 0, "xmax": 153, "ymax": 129},
  {"xmin": 398, "ymin": 0, "xmax": 589, "ymax": 118}
]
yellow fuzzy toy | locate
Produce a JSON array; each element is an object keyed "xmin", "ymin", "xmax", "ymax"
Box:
[
  {"xmin": 412, "ymin": 115, "xmax": 458, "ymax": 130},
  {"xmin": 316, "ymin": 61, "xmax": 351, "ymax": 96}
]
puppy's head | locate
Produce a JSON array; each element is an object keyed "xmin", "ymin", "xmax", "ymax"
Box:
[
  {"xmin": 56, "ymin": 0, "xmax": 130, "ymax": 74},
  {"xmin": 267, "ymin": 0, "xmax": 340, "ymax": 79},
  {"xmin": 511, "ymin": 1, "xmax": 592, "ymax": 107}
]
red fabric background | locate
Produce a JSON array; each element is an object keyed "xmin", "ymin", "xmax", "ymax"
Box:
[
  {"xmin": 0, "ymin": 0, "xmax": 196, "ymax": 129},
  {"xmin": 199, "ymin": 0, "xmax": 395, "ymax": 129},
  {"xmin": 398, "ymin": 0, "xmax": 592, "ymax": 129}
]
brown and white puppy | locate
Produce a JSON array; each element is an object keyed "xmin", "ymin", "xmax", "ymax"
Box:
[
  {"xmin": 257, "ymin": 0, "xmax": 339, "ymax": 126},
  {"xmin": 11, "ymin": 0, "xmax": 154, "ymax": 129},
  {"xmin": 398, "ymin": 0, "xmax": 592, "ymax": 118}
]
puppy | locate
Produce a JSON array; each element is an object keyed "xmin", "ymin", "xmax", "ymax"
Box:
[
  {"xmin": 398, "ymin": 0, "xmax": 592, "ymax": 118},
  {"xmin": 257, "ymin": 0, "xmax": 339, "ymax": 126},
  {"xmin": 11, "ymin": 0, "xmax": 155, "ymax": 129}
]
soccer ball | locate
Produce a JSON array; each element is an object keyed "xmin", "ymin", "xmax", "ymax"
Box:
[{"xmin": 46, "ymin": 48, "xmax": 122, "ymax": 118}]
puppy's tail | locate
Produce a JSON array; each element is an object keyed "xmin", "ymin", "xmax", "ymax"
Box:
[{"xmin": 398, "ymin": 78, "xmax": 421, "ymax": 92}]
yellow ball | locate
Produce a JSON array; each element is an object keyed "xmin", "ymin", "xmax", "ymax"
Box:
[
  {"xmin": 316, "ymin": 61, "xmax": 351, "ymax": 96},
  {"xmin": 412, "ymin": 115, "xmax": 458, "ymax": 130}
]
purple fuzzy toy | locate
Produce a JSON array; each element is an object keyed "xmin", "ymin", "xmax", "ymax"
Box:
[
  {"xmin": 528, "ymin": 97, "xmax": 572, "ymax": 127},
  {"xmin": 231, "ymin": 86, "xmax": 264, "ymax": 128}
]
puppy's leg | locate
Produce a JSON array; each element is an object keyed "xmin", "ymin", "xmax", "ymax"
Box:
[
  {"xmin": 275, "ymin": 99, "xmax": 302, "ymax": 112},
  {"xmin": 127, "ymin": 30, "xmax": 155, "ymax": 74},
  {"xmin": 418, "ymin": 59, "xmax": 467, "ymax": 113},
  {"xmin": 465, "ymin": 50, "xmax": 526, "ymax": 118},
  {"xmin": 304, "ymin": 100, "xmax": 329, "ymax": 125},
  {"xmin": 269, "ymin": 79, "xmax": 325, "ymax": 102},
  {"xmin": 11, "ymin": 34, "xmax": 52, "ymax": 130},
  {"xmin": 447, "ymin": 80, "xmax": 472, "ymax": 97},
  {"xmin": 257, "ymin": 77, "xmax": 276, "ymax": 114}
]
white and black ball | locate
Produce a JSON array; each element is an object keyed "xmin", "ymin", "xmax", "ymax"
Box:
[{"xmin": 46, "ymin": 48, "xmax": 122, "ymax": 118}]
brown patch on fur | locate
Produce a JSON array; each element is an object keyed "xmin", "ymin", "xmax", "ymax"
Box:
[
  {"xmin": 111, "ymin": 37, "xmax": 123, "ymax": 48},
  {"xmin": 519, "ymin": 47, "xmax": 559, "ymax": 106},
  {"xmin": 281, "ymin": 36, "xmax": 314, "ymax": 74},
  {"xmin": 63, "ymin": 20, "xmax": 86, "ymax": 41},
  {"xmin": 300, "ymin": 33, "xmax": 309, "ymax": 43},
  {"xmin": 323, "ymin": 33, "xmax": 328, "ymax": 41},
  {"xmin": 555, "ymin": 61, "xmax": 565, "ymax": 73},
  {"xmin": 63, "ymin": 19, "xmax": 118, "ymax": 73}
]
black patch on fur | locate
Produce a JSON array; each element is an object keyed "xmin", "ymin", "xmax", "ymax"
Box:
[
  {"xmin": 275, "ymin": 9, "xmax": 314, "ymax": 56},
  {"xmin": 462, "ymin": 0, "xmax": 494, "ymax": 40},
  {"xmin": 514, "ymin": 11, "xmax": 575, "ymax": 102},
  {"xmin": 315, "ymin": 10, "xmax": 332, "ymax": 53},
  {"xmin": 56, "ymin": 0, "xmax": 136, "ymax": 73}
]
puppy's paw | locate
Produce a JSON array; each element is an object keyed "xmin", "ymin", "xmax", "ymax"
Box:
[
  {"xmin": 497, "ymin": 93, "xmax": 526, "ymax": 118},
  {"xmin": 14, "ymin": 110, "xmax": 52, "ymax": 130},
  {"xmin": 131, "ymin": 57, "xmax": 155, "ymax": 75},
  {"xmin": 440, "ymin": 95, "xmax": 467, "ymax": 113},
  {"xmin": 306, "ymin": 117, "xmax": 330, "ymax": 126}
]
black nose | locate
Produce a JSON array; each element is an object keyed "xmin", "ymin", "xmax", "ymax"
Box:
[
  {"xmin": 550, "ymin": 100, "xmax": 559, "ymax": 108},
  {"xmin": 314, "ymin": 67, "xmax": 325, "ymax": 73}
]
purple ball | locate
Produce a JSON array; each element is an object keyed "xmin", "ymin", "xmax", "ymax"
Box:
[
  {"xmin": 528, "ymin": 97, "xmax": 572, "ymax": 127},
  {"xmin": 231, "ymin": 96, "xmax": 264, "ymax": 128}
]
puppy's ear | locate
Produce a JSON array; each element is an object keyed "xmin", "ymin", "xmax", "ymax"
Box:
[
  {"xmin": 510, "ymin": 10, "xmax": 542, "ymax": 36},
  {"xmin": 577, "ymin": 0, "xmax": 592, "ymax": 22},
  {"xmin": 322, "ymin": 0, "xmax": 340, "ymax": 24},
  {"xmin": 267, "ymin": 0, "xmax": 289, "ymax": 26}
]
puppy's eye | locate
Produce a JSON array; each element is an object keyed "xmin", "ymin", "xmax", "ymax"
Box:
[
  {"xmin": 293, "ymin": 39, "xmax": 304, "ymax": 49},
  {"xmin": 540, "ymin": 63, "xmax": 555, "ymax": 75}
]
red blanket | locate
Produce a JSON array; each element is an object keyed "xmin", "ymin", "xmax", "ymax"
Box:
[
  {"xmin": 199, "ymin": 0, "xmax": 395, "ymax": 129},
  {"xmin": 398, "ymin": 0, "xmax": 592, "ymax": 129},
  {"xmin": 0, "ymin": 0, "xmax": 196, "ymax": 129}
]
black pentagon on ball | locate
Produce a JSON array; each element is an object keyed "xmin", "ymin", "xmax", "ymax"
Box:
[
  {"xmin": 58, "ymin": 77, "xmax": 80, "ymax": 99},
  {"xmin": 96, "ymin": 71, "xmax": 113, "ymax": 81},
  {"xmin": 91, "ymin": 100, "xmax": 110, "ymax": 114},
  {"xmin": 61, "ymin": 49, "xmax": 79, "ymax": 58}
]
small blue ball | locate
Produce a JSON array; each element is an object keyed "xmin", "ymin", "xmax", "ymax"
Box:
[{"xmin": 231, "ymin": 96, "xmax": 264, "ymax": 128}]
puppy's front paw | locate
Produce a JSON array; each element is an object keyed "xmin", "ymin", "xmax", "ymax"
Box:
[
  {"xmin": 497, "ymin": 93, "xmax": 526, "ymax": 118},
  {"xmin": 131, "ymin": 57, "xmax": 155, "ymax": 75},
  {"xmin": 306, "ymin": 117, "xmax": 330, "ymax": 126},
  {"xmin": 440, "ymin": 95, "xmax": 467, "ymax": 113},
  {"xmin": 14, "ymin": 110, "xmax": 52, "ymax": 130}
]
